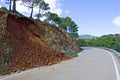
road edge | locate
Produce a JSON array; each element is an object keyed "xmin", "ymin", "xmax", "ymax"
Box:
[{"xmin": 107, "ymin": 51, "xmax": 120, "ymax": 80}]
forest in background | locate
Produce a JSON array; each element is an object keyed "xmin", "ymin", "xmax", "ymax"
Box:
[{"xmin": 78, "ymin": 34, "xmax": 120, "ymax": 52}]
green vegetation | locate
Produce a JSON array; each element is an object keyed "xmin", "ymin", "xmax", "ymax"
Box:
[
  {"xmin": 78, "ymin": 34, "xmax": 120, "ymax": 52},
  {"xmin": 22, "ymin": 0, "xmax": 50, "ymax": 18},
  {"xmin": 66, "ymin": 49, "xmax": 78, "ymax": 57},
  {"xmin": 43, "ymin": 12, "xmax": 79, "ymax": 39},
  {"xmin": 0, "ymin": 7, "xmax": 8, "ymax": 11}
]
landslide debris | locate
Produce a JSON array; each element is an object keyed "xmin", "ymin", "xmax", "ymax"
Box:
[{"xmin": 0, "ymin": 10, "xmax": 82, "ymax": 75}]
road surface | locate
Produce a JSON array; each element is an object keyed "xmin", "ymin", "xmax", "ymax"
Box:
[{"xmin": 1, "ymin": 47, "xmax": 120, "ymax": 80}]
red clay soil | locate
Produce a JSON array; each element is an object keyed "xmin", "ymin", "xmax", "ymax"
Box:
[{"xmin": 6, "ymin": 14, "xmax": 71, "ymax": 73}]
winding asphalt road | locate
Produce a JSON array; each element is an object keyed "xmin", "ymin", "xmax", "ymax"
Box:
[{"xmin": 1, "ymin": 47, "xmax": 120, "ymax": 80}]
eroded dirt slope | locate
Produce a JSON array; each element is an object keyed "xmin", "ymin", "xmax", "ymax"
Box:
[{"xmin": 0, "ymin": 10, "xmax": 82, "ymax": 74}]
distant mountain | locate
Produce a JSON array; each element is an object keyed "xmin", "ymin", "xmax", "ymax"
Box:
[{"xmin": 79, "ymin": 34, "xmax": 97, "ymax": 39}]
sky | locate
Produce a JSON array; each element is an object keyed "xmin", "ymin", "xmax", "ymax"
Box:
[
  {"xmin": 0, "ymin": 0, "xmax": 120, "ymax": 36},
  {"xmin": 60, "ymin": 0, "xmax": 120, "ymax": 36}
]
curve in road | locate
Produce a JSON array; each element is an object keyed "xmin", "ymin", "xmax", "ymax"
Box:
[{"xmin": 1, "ymin": 47, "xmax": 120, "ymax": 80}]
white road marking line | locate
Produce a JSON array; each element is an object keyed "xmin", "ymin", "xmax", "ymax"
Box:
[
  {"xmin": 0, "ymin": 68, "xmax": 38, "ymax": 80},
  {"xmin": 108, "ymin": 51, "xmax": 120, "ymax": 80}
]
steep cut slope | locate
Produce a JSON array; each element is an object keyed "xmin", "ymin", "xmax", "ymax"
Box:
[{"xmin": 0, "ymin": 10, "xmax": 82, "ymax": 74}]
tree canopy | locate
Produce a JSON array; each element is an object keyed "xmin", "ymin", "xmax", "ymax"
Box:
[
  {"xmin": 18, "ymin": 0, "xmax": 49, "ymax": 18},
  {"xmin": 36, "ymin": 0, "xmax": 50, "ymax": 20},
  {"xmin": 43, "ymin": 12, "xmax": 79, "ymax": 38}
]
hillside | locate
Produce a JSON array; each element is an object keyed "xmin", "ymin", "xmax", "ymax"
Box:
[
  {"xmin": 0, "ymin": 10, "xmax": 82, "ymax": 75},
  {"xmin": 79, "ymin": 34, "xmax": 97, "ymax": 39}
]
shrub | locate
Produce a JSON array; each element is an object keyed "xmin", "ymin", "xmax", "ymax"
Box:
[{"xmin": 66, "ymin": 49, "xmax": 78, "ymax": 57}]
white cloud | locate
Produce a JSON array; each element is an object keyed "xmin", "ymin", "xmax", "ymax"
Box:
[
  {"xmin": 15, "ymin": 0, "xmax": 62, "ymax": 17},
  {"xmin": 16, "ymin": 1, "xmax": 39, "ymax": 17},
  {"xmin": 0, "ymin": 0, "xmax": 63, "ymax": 17},
  {"xmin": 16, "ymin": 1, "xmax": 30, "ymax": 16},
  {"xmin": 44, "ymin": 0, "xmax": 62, "ymax": 15},
  {"xmin": 112, "ymin": 16, "xmax": 120, "ymax": 27}
]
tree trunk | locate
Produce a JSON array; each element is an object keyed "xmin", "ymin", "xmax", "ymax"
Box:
[
  {"xmin": 30, "ymin": 0, "xmax": 34, "ymax": 18},
  {"xmin": 37, "ymin": 5, "xmax": 41, "ymax": 20},
  {"xmin": 9, "ymin": 0, "xmax": 12, "ymax": 11},
  {"xmin": 12, "ymin": 0, "xmax": 16, "ymax": 12}
]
